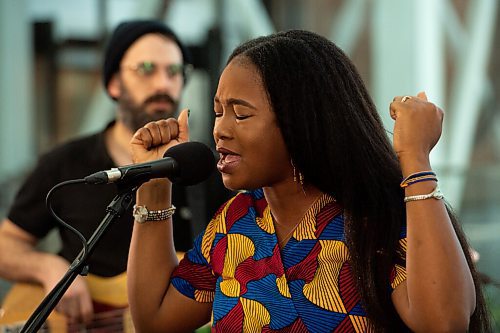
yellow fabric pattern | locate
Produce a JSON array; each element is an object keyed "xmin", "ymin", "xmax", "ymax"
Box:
[
  {"xmin": 220, "ymin": 234, "xmax": 255, "ymax": 297},
  {"xmin": 201, "ymin": 197, "xmax": 236, "ymax": 263},
  {"xmin": 195, "ymin": 289, "xmax": 215, "ymax": 303},
  {"xmin": 294, "ymin": 194, "xmax": 335, "ymax": 241},
  {"xmin": 399, "ymin": 237, "xmax": 407, "ymax": 252},
  {"xmin": 349, "ymin": 315, "xmax": 368, "ymax": 332},
  {"xmin": 256, "ymin": 206, "xmax": 274, "ymax": 234},
  {"xmin": 220, "ymin": 278, "xmax": 241, "ymax": 298},
  {"xmin": 241, "ymin": 297, "xmax": 271, "ymax": 333},
  {"xmin": 294, "ymin": 209, "xmax": 316, "ymax": 241},
  {"xmin": 276, "ymin": 274, "xmax": 291, "ymax": 298},
  {"xmin": 302, "ymin": 240, "xmax": 349, "ymax": 313},
  {"xmin": 391, "ymin": 238, "xmax": 408, "ymax": 290},
  {"xmin": 391, "ymin": 264, "xmax": 407, "ymax": 290}
]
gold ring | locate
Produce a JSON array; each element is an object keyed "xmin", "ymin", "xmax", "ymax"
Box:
[{"xmin": 401, "ymin": 96, "xmax": 412, "ymax": 103}]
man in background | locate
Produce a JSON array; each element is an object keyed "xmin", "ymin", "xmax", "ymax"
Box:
[{"xmin": 0, "ymin": 20, "xmax": 195, "ymax": 325}]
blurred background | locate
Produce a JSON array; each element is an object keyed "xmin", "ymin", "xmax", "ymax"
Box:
[{"xmin": 0, "ymin": 0, "xmax": 499, "ymax": 328}]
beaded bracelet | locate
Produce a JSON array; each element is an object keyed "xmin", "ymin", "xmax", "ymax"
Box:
[
  {"xmin": 133, "ymin": 205, "xmax": 176, "ymax": 223},
  {"xmin": 400, "ymin": 170, "xmax": 437, "ymax": 188},
  {"xmin": 148, "ymin": 206, "xmax": 176, "ymax": 221},
  {"xmin": 404, "ymin": 186, "xmax": 444, "ymax": 202}
]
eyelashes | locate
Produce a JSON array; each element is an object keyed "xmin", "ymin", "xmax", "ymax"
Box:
[{"xmin": 213, "ymin": 113, "xmax": 251, "ymax": 121}]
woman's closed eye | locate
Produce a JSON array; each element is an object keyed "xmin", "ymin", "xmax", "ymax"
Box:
[
  {"xmin": 233, "ymin": 105, "xmax": 253, "ymax": 120},
  {"xmin": 213, "ymin": 113, "xmax": 250, "ymax": 120},
  {"xmin": 213, "ymin": 109, "xmax": 251, "ymax": 120},
  {"xmin": 213, "ymin": 105, "xmax": 223, "ymax": 118}
]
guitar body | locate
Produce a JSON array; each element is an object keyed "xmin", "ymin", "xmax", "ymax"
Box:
[{"xmin": 0, "ymin": 273, "xmax": 133, "ymax": 333}]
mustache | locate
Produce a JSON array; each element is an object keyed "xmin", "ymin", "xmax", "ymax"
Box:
[{"xmin": 143, "ymin": 93, "xmax": 177, "ymax": 106}]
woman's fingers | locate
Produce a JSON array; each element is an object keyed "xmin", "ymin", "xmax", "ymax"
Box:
[
  {"xmin": 390, "ymin": 92, "xmax": 444, "ymax": 157},
  {"xmin": 177, "ymin": 109, "xmax": 190, "ymax": 142},
  {"xmin": 130, "ymin": 110, "xmax": 191, "ymax": 164}
]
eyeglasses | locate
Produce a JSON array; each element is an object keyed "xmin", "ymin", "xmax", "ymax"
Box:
[{"xmin": 122, "ymin": 61, "xmax": 193, "ymax": 80}]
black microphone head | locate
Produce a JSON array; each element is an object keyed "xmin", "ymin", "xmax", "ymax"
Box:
[{"xmin": 163, "ymin": 142, "xmax": 215, "ymax": 185}]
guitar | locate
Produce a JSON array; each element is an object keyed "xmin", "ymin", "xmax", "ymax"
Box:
[{"xmin": 0, "ymin": 273, "xmax": 133, "ymax": 333}]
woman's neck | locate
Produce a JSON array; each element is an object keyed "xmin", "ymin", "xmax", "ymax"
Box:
[{"xmin": 263, "ymin": 182, "xmax": 323, "ymax": 229}]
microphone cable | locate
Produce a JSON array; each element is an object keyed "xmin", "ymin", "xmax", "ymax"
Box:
[{"xmin": 45, "ymin": 179, "xmax": 89, "ymax": 264}]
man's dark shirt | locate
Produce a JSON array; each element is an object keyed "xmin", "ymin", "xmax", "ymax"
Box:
[{"xmin": 8, "ymin": 125, "xmax": 192, "ymax": 277}]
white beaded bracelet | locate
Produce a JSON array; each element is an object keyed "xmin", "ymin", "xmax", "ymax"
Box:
[
  {"xmin": 404, "ymin": 186, "xmax": 444, "ymax": 203},
  {"xmin": 133, "ymin": 205, "xmax": 176, "ymax": 223}
]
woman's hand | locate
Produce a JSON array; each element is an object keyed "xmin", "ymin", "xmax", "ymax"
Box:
[
  {"xmin": 130, "ymin": 109, "xmax": 190, "ymax": 164},
  {"xmin": 390, "ymin": 92, "xmax": 443, "ymax": 163},
  {"xmin": 390, "ymin": 93, "xmax": 476, "ymax": 331}
]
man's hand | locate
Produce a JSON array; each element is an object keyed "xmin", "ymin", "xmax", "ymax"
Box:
[{"xmin": 41, "ymin": 256, "xmax": 94, "ymax": 324}]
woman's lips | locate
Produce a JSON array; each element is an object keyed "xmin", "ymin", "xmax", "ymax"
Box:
[{"xmin": 217, "ymin": 152, "xmax": 241, "ymax": 173}]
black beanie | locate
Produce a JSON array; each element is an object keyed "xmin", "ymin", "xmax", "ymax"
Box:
[{"xmin": 102, "ymin": 20, "xmax": 191, "ymax": 98}]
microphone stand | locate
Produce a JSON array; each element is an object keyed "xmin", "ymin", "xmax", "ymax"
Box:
[{"xmin": 20, "ymin": 184, "xmax": 137, "ymax": 333}]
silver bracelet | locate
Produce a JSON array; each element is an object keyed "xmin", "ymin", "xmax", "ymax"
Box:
[
  {"xmin": 404, "ymin": 186, "xmax": 444, "ymax": 203},
  {"xmin": 133, "ymin": 205, "xmax": 176, "ymax": 223}
]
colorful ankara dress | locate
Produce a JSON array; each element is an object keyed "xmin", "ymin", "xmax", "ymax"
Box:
[{"xmin": 172, "ymin": 189, "xmax": 407, "ymax": 332}]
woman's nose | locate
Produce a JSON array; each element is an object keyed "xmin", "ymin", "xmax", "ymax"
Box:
[{"xmin": 213, "ymin": 114, "xmax": 233, "ymax": 141}]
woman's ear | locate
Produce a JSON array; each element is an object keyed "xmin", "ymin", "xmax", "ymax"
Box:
[{"xmin": 107, "ymin": 74, "xmax": 121, "ymax": 99}]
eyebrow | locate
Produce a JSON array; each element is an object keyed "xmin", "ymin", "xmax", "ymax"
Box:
[{"xmin": 214, "ymin": 97, "xmax": 256, "ymax": 110}]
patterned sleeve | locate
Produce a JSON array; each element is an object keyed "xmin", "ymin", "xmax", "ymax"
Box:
[
  {"xmin": 390, "ymin": 226, "xmax": 407, "ymax": 291},
  {"xmin": 171, "ymin": 199, "xmax": 229, "ymax": 303}
]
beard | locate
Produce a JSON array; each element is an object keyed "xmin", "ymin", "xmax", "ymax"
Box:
[{"xmin": 117, "ymin": 82, "xmax": 180, "ymax": 132}]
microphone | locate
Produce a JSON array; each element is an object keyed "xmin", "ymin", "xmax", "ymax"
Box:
[{"xmin": 84, "ymin": 141, "xmax": 215, "ymax": 186}]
